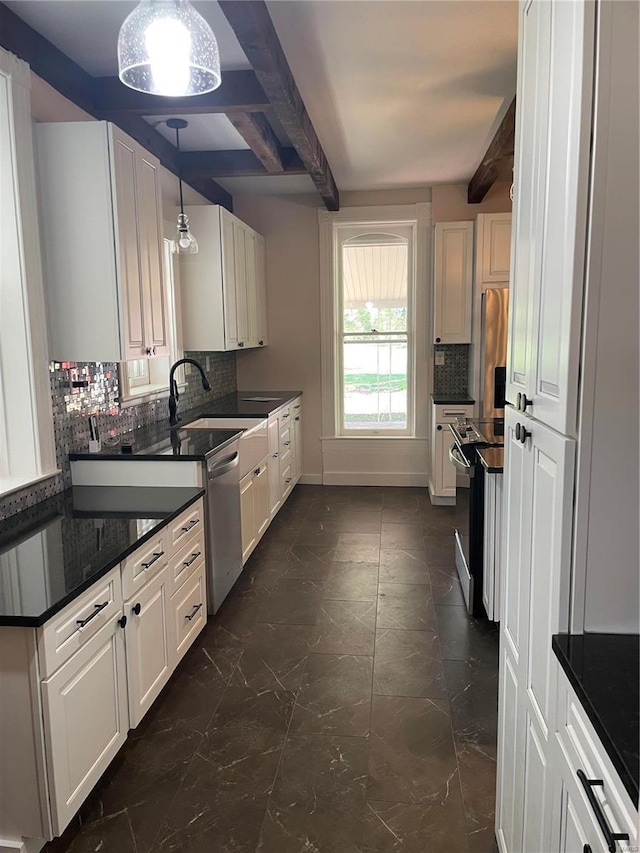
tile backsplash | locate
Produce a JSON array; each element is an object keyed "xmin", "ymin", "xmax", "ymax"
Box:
[
  {"xmin": 0, "ymin": 352, "xmax": 236, "ymax": 520},
  {"xmin": 433, "ymin": 344, "xmax": 470, "ymax": 395}
]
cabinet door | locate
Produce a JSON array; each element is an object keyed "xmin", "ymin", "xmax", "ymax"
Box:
[
  {"xmin": 124, "ymin": 566, "xmax": 171, "ymax": 728},
  {"xmin": 233, "ymin": 221, "xmax": 250, "ymax": 349},
  {"xmin": 480, "ymin": 213, "xmax": 512, "ymax": 283},
  {"xmin": 245, "ymin": 229, "xmax": 259, "ymax": 348},
  {"xmin": 254, "ymin": 459, "xmax": 270, "ymax": 539},
  {"xmin": 268, "ymin": 417, "xmax": 281, "ymax": 518},
  {"xmin": 136, "ymin": 149, "xmax": 168, "ymax": 356},
  {"xmin": 496, "ymin": 641, "xmax": 526, "ymax": 853},
  {"xmin": 111, "ymin": 130, "xmax": 145, "ymax": 360},
  {"xmin": 240, "ymin": 470, "xmax": 256, "ymax": 564},
  {"xmin": 41, "ymin": 615, "xmax": 128, "ymax": 836},
  {"xmin": 506, "ymin": 0, "xmax": 551, "ymax": 408},
  {"xmin": 433, "ymin": 221, "xmax": 473, "ymax": 344},
  {"xmin": 220, "ymin": 211, "xmax": 239, "ymax": 350},
  {"xmin": 433, "ymin": 424, "xmax": 456, "ymax": 498},
  {"xmin": 293, "ymin": 412, "xmax": 303, "ymax": 484},
  {"xmin": 483, "ymin": 473, "xmax": 496, "ymax": 620},
  {"xmin": 255, "ymin": 234, "xmax": 268, "ymax": 347}
]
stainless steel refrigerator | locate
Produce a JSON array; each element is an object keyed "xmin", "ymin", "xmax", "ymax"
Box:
[{"xmin": 480, "ymin": 287, "xmax": 509, "ymax": 418}]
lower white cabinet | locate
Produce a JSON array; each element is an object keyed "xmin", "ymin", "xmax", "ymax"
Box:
[
  {"xmin": 124, "ymin": 565, "xmax": 171, "ymax": 728},
  {"xmin": 41, "ymin": 613, "xmax": 129, "ymax": 836},
  {"xmin": 240, "ymin": 454, "xmax": 270, "ymax": 564},
  {"xmin": 429, "ymin": 403, "xmax": 474, "ymax": 502},
  {"xmin": 483, "ymin": 470, "xmax": 503, "ymax": 621},
  {"xmin": 268, "ymin": 416, "xmax": 281, "ymax": 518},
  {"xmin": 170, "ymin": 562, "xmax": 206, "ymax": 665}
]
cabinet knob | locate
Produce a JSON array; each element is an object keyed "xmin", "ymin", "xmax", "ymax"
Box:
[
  {"xmin": 259, "ymin": 340, "xmax": 264, "ymax": 346},
  {"xmin": 515, "ymin": 423, "xmax": 531, "ymax": 444},
  {"xmin": 145, "ymin": 347, "xmax": 151, "ymax": 356},
  {"xmin": 273, "ymin": 452, "xmax": 279, "ymax": 458},
  {"xmin": 437, "ymin": 425, "xmax": 443, "ymax": 431},
  {"xmin": 435, "ymin": 337, "xmax": 441, "ymax": 343},
  {"xmin": 132, "ymin": 603, "xmax": 141, "ymax": 616},
  {"xmin": 517, "ymin": 392, "xmax": 532, "ymax": 412},
  {"xmin": 238, "ymin": 341, "xmax": 245, "ymax": 348},
  {"xmin": 295, "ymin": 416, "xmax": 300, "ymax": 421},
  {"xmin": 583, "ymin": 846, "xmax": 592, "ymax": 853},
  {"xmin": 254, "ymin": 467, "xmax": 261, "ymax": 476},
  {"xmin": 118, "ymin": 614, "xmax": 127, "ymax": 629}
]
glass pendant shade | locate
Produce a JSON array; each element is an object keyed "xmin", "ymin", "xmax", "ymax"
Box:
[
  {"xmin": 118, "ymin": 0, "xmax": 221, "ymax": 97},
  {"xmin": 176, "ymin": 212, "xmax": 198, "ymax": 254}
]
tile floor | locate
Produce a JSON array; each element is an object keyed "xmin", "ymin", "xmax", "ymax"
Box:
[{"xmin": 48, "ymin": 485, "xmax": 499, "ymax": 853}]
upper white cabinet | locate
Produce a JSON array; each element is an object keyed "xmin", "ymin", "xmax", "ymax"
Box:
[
  {"xmin": 506, "ymin": 0, "xmax": 593, "ymax": 436},
  {"xmin": 433, "ymin": 221, "xmax": 474, "ymax": 344},
  {"xmin": 476, "ymin": 213, "xmax": 512, "ymax": 284},
  {"xmin": 179, "ymin": 205, "xmax": 268, "ymax": 352},
  {"xmin": 36, "ymin": 121, "xmax": 168, "ymax": 362}
]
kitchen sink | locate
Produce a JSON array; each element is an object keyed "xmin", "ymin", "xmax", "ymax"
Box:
[
  {"xmin": 240, "ymin": 396, "xmax": 281, "ymax": 402},
  {"xmin": 183, "ymin": 417, "xmax": 268, "ymax": 477}
]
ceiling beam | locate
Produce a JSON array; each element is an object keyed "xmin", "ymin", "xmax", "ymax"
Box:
[
  {"xmin": 468, "ymin": 97, "xmax": 516, "ymax": 204},
  {"xmin": 218, "ymin": 0, "xmax": 339, "ymax": 210},
  {"xmin": 0, "ymin": 1, "xmax": 232, "ymax": 211},
  {"xmin": 92, "ymin": 71, "xmax": 271, "ymax": 115},
  {"xmin": 226, "ymin": 112, "xmax": 285, "ymax": 172},
  {"xmin": 180, "ymin": 148, "xmax": 306, "ymax": 179}
]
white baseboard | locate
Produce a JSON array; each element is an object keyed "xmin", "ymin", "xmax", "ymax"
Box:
[
  {"xmin": 298, "ymin": 474, "xmax": 323, "ymax": 485},
  {"xmin": 323, "ymin": 472, "xmax": 429, "ymax": 487}
]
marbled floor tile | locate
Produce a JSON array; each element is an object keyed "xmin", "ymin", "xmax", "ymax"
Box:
[
  {"xmin": 381, "ymin": 523, "xmax": 425, "ymax": 551},
  {"xmin": 444, "ymin": 658, "xmax": 499, "ymax": 746},
  {"xmin": 289, "ymin": 653, "xmax": 373, "ymax": 737},
  {"xmin": 323, "ymin": 561, "xmax": 379, "ymax": 601},
  {"xmin": 456, "ymin": 740, "xmax": 498, "ymax": 853},
  {"xmin": 422, "ymin": 533, "xmax": 457, "ymax": 567},
  {"xmin": 235, "ymin": 556, "xmax": 283, "ymax": 592},
  {"xmin": 377, "ymin": 582, "xmax": 437, "ymax": 631},
  {"xmin": 251, "ymin": 532, "xmax": 296, "ymax": 560},
  {"xmin": 232, "ymin": 623, "xmax": 316, "ymax": 690},
  {"xmin": 362, "ymin": 792, "xmax": 469, "ymax": 853},
  {"xmin": 279, "ymin": 544, "xmax": 336, "ymax": 580},
  {"xmin": 381, "ymin": 504, "xmax": 420, "ymax": 524},
  {"xmin": 373, "ymin": 629, "xmax": 446, "ymax": 699},
  {"xmin": 311, "ymin": 598, "xmax": 377, "ymax": 655},
  {"xmin": 334, "ymin": 532, "xmax": 382, "ymax": 563},
  {"xmin": 258, "ymin": 733, "xmax": 369, "ymax": 853},
  {"xmin": 155, "ymin": 788, "xmax": 269, "ymax": 852},
  {"xmin": 418, "ymin": 505, "xmax": 457, "ymax": 537},
  {"xmin": 382, "ymin": 488, "xmax": 422, "ymax": 508},
  {"xmin": 64, "ymin": 812, "xmax": 138, "ymax": 853},
  {"xmin": 379, "ymin": 549, "xmax": 430, "ymax": 585},
  {"xmin": 435, "ymin": 605, "xmax": 499, "ymax": 663},
  {"xmin": 341, "ymin": 510, "xmax": 384, "ymax": 533},
  {"xmin": 259, "ymin": 578, "xmax": 325, "ymax": 625},
  {"xmin": 204, "ymin": 585, "xmax": 266, "ymax": 646},
  {"xmin": 429, "ymin": 563, "xmax": 466, "ymax": 605},
  {"xmin": 367, "ymin": 695, "xmax": 459, "ymax": 804},
  {"xmin": 294, "ymin": 520, "xmax": 342, "ymax": 548}
]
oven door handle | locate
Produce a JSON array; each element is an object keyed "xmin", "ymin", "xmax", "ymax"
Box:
[{"xmin": 449, "ymin": 443, "xmax": 475, "ymax": 478}]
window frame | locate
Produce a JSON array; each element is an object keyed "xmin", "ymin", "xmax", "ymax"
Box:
[{"xmin": 336, "ymin": 223, "xmax": 414, "ymax": 436}]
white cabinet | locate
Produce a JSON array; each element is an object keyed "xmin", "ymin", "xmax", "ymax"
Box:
[
  {"xmin": 179, "ymin": 205, "xmax": 268, "ymax": 352},
  {"xmin": 433, "ymin": 221, "xmax": 474, "ymax": 344},
  {"xmin": 496, "ymin": 406, "xmax": 575, "ymax": 853},
  {"xmin": 268, "ymin": 415, "xmax": 281, "ymax": 519},
  {"xmin": 476, "ymin": 213, "xmax": 512, "ymax": 284},
  {"xmin": 293, "ymin": 401, "xmax": 303, "ymax": 483},
  {"xmin": 483, "ymin": 470, "xmax": 503, "ymax": 621},
  {"xmin": 240, "ymin": 454, "xmax": 269, "ymax": 564},
  {"xmin": 41, "ymin": 614, "xmax": 129, "ymax": 836},
  {"xmin": 36, "ymin": 121, "xmax": 168, "ymax": 362},
  {"xmin": 428, "ymin": 403, "xmax": 474, "ymax": 502}
]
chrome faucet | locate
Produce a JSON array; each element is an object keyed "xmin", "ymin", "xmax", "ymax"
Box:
[{"xmin": 168, "ymin": 358, "xmax": 211, "ymax": 426}]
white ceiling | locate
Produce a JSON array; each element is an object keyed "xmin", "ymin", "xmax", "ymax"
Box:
[{"xmin": 6, "ymin": 0, "xmax": 518, "ymax": 194}]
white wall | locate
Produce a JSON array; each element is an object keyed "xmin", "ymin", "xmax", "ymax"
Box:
[{"xmin": 432, "ymin": 181, "xmax": 512, "ymax": 221}]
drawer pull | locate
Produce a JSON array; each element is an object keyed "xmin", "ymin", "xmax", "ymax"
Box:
[
  {"xmin": 285, "ymin": 477, "xmax": 292, "ymax": 484},
  {"xmin": 283, "ymin": 440, "xmax": 291, "ymax": 446},
  {"xmin": 273, "ymin": 452, "xmax": 279, "ymax": 458},
  {"xmin": 141, "ymin": 551, "xmax": 165, "ymax": 569},
  {"xmin": 132, "ymin": 603, "xmax": 141, "ymax": 616},
  {"xmin": 185, "ymin": 603, "xmax": 202, "ymax": 622},
  {"xmin": 577, "ymin": 770, "xmax": 629, "ymax": 852},
  {"xmin": 183, "ymin": 552, "xmax": 201, "ymax": 568},
  {"xmin": 282, "ymin": 413, "xmax": 289, "ymax": 419},
  {"xmin": 583, "ymin": 846, "xmax": 592, "ymax": 853},
  {"xmin": 76, "ymin": 601, "xmax": 109, "ymax": 628},
  {"xmin": 180, "ymin": 519, "xmax": 199, "ymax": 535},
  {"xmin": 295, "ymin": 416, "xmax": 300, "ymax": 421},
  {"xmin": 293, "ymin": 404, "xmax": 300, "ymax": 409}
]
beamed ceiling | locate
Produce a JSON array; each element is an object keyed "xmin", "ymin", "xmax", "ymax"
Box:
[{"xmin": 0, "ymin": 0, "xmax": 518, "ymax": 209}]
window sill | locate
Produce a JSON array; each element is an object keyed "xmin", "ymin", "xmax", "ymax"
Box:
[
  {"xmin": 321, "ymin": 435, "xmax": 427, "ymax": 441},
  {"xmin": 0, "ymin": 469, "xmax": 61, "ymax": 500}
]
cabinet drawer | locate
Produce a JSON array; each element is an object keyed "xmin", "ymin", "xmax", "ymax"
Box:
[
  {"xmin": 38, "ymin": 567, "xmax": 123, "ymax": 679},
  {"xmin": 281, "ymin": 460, "xmax": 294, "ymax": 495},
  {"xmin": 168, "ymin": 501, "xmax": 204, "ymax": 550},
  {"xmin": 433, "ymin": 404, "xmax": 474, "ymax": 423},
  {"xmin": 121, "ymin": 530, "xmax": 168, "ymax": 600},
  {"xmin": 170, "ymin": 564, "xmax": 207, "ymax": 665},
  {"xmin": 280, "ymin": 423, "xmax": 293, "ymax": 457},
  {"xmin": 291, "ymin": 398, "xmax": 302, "ymax": 415},
  {"xmin": 169, "ymin": 531, "xmax": 206, "ymax": 595},
  {"xmin": 279, "ymin": 405, "xmax": 291, "ymax": 425}
]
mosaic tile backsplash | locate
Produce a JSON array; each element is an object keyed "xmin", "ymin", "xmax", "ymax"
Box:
[
  {"xmin": 0, "ymin": 352, "xmax": 237, "ymax": 520},
  {"xmin": 433, "ymin": 344, "xmax": 470, "ymax": 395}
]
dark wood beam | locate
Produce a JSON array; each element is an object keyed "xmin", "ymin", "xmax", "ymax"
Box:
[
  {"xmin": 0, "ymin": 1, "xmax": 232, "ymax": 211},
  {"xmin": 92, "ymin": 71, "xmax": 271, "ymax": 115},
  {"xmin": 218, "ymin": 0, "xmax": 339, "ymax": 210},
  {"xmin": 468, "ymin": 97, "xmax": 516, "ymax": 204},
  {"xmin": 180, "ymin": 148, "xmax": 306, "ymax": 179},
  {"xmin": 226, "ymin": 112, "xmax": 285, "ymax": 172}
]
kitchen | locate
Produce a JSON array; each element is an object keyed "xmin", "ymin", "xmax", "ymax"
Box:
[{"xmin": 0, "ymin": 2, "xmax": 637, "ymax": 853}]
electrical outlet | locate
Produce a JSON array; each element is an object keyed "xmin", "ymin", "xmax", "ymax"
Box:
[{"xmin": 435, "ymin": 351, "xmax": 445, "ymax": 366}]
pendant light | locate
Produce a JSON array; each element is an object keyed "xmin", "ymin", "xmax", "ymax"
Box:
[
  {"xmin": 167, "ymin": 118, "xmax": 198, "ymax": 254},
  {"xmin": 118, "ymin": 0, "xmax": 221, "ymax": 97}
]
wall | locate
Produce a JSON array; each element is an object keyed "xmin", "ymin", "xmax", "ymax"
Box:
[{"xmin": 432, "ymin": 181, "xmax": 512, "ymax": 222}]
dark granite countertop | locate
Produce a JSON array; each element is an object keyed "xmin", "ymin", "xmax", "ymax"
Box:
[
  {"xmin": 552, "ymin": 633, "xmax": 639, "ymax": 806},
  {"xmin": 69, "ymin": 391, "xmax": 302, "ymax": 461},
  {"xmin": 478, "ymin": 447, "xmax": 504, "ymax": 473},
  {"xmin": 0, "ymin": 486, "xmax": 205, "ymax": 627},
  {"xmin": 431, "ymin": 393, "xmax": 475, "ymax": 405}
]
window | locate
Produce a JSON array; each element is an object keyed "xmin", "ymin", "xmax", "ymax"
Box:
[
  {"xmin": 337, "ymin": 225, "xmax": 414, "ymax": 435},
  {"xmin": 118, "ymin": 234, "xmax": 183, "ymax": 403}
]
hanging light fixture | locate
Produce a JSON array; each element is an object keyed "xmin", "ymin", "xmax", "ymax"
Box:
[
  {"xmin": 118, "ymin": 0, "xmax": 221, "ymax": 97},
  {"xmin": 167, "ymin": 118, "xmax": 198, "ymax": 254}
]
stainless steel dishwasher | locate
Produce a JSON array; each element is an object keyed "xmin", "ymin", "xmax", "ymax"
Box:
[{"xmin": 204, "ymin": 439, "xmax": 243, "ymax": 613}]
